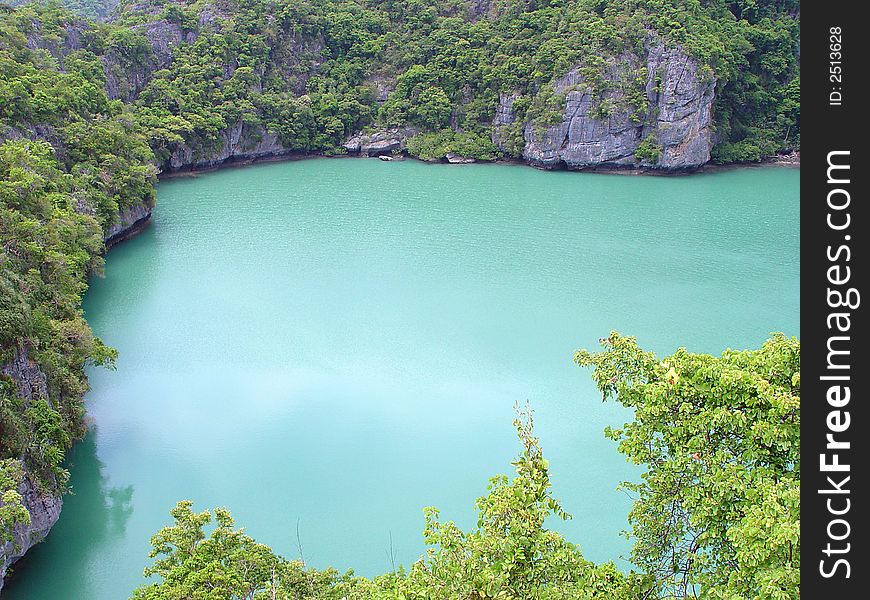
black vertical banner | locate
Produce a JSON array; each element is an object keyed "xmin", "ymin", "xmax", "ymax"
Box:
[{"xmin": 802, "ymin": 1, "xmax": 867, "ymax": 596}]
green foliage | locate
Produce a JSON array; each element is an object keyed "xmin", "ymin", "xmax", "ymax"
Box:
[
  {"xmin": 0, "ymin": 271, "xmax": 32, "ymax": 348},
  {"xmin": 1, "ymin": 0, "xmax": 800, "ymax": 581},
  {"xmin": 406, "ymin": 130, "xmax": 500, "ymax": 161},
  {"xmin": 589, "ymin": 97, "xmax": 615, "ymax": 121},
  {"xmin": 12, "ymin": 0, "xmax": 795, "ymax": 165},
  {"xmin": 4, "ymin": 0, "xmax": 120, "ymax": 21},
  {"xmin": 526, "ymin": 84, "xmax": 566, "ymax": 131},
  {"xmin": 624, "ymin": 66, "xmax": 651, "ymax": 123},
  {"xmin": 379, "ymin": 65, "xmax": 453, "ymax": 130},
  {"xmin": 132, "ymin": 500, "xmax": 367, "ymax": 600},
  {"xmin": 134, "ymin": 408, "xmax": 637, "ymax": 599},
  {"xmin": 138, "ymin": 376, "xmax": 798, "ymax": 599},
  {"xmin": 1, "ymin": 2, "xmax": 148, "ymax": 507},
  {"xmin": 634, "ymin": 135, "xmax": 661, "ymax": 163},
  {"xmin": 378, "ymin": 406, "xmax": 635, "ymax": 599},
  {"xmin": 703, "ymin": 3, "xmax": 801, "ymax": 162},
  {"xmin": 0, "ymin": 459, "xmax": 31, "ymax": 545},
  {"xmin": 575, "ymin": 332, "xmax": 800, "ymax": 599}
]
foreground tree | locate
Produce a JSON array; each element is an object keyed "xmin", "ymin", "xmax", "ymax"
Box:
[
  {"xmin": 133, "ymin": 407, "xmax": 632, "ymax": 599},
  {"xmin": 374, "ymin": 405, "xmax": 634, "ymax": 599},
  {"xmin": 575, "ymin": 333, "xmax": 800, "ymax": 599},
  {"xmin": 132, "ymin": 500, "xmax": 365, "ymax": 600},
  {"xmin": 132, "ymin": 334, "xmax": 799, "ymax": 599},
  {"xmin": 0, "ymin": 460, "xmax": 30, "ymax": 544}
]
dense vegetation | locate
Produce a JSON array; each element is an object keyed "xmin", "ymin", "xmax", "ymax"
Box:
[
  {"xmin": 130, "ymin": 334, "xmax": 799, "ymax": 599},
  {"xmin": 6, "ymin": 0, "xmax": 118, "ymax": 20},
  {"xmin": 121, "ymin": 0, "xmax": 799, "ymax": 163},
  {"xmin": 1, "ymin": 1, "xmax": 155, "ymax": 547},
  {"xmin": 2, "ymin": 0, "xmax": 800, "ymax": 168},
  {"xmin": 2, "ymin": 0, "xmax": 799, "ymax": 593}
]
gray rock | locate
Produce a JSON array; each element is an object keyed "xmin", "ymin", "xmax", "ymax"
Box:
[
  {"xmin": 363, "ymin": 75, "xmax": 395, "ymax": 103},
  {"xmin": 166, "ymin": 121, "xmax": 293, "ymax": 171},
  {"xmin": 649, "ymin": 47, "xmax": 715, "ymax": 169},
  {"xmin": 465, "ymin": 0, "xmax": 492, "ymax": 20},
  {"xmin": 269, "ymin": 33, "xmax": 327, "ymax": 95},
  {"xmin": 0, "ymin": 470, "xmax": 63, "ymax": 592},
  {"xmin": 491, "ymin": 92, "xmax": 520, "ymax": 142},
  {"xmin": 24, "ymin": 17, "xmax": 90, "ymax": 58},
  {"xmin": 0, "ymin": 346, "xmax": 48, "ymax": 405},
  {"xmin": 105, "ymin": 200, "xmax": 154, "ymax": 247},
  {"xmin": 102, "ymin": 19, "xmax": 196, "ymax": 101},
  {"xmin": 493, "ymin": 41, "xmax": 715, "ymax": 170},
  {"xmin": 445, "ymin": 152, "xmax": 476, "ymax": 164},
  {"xmin": 0, "ymin": 347, "xmax": 64, "ymax": 591},
  {"xmin": 198, "ymin": 3, "xmax": 232, "ymax": 30},
  {"xmin": 343, "ymin": 127, "xmax": 418, "ymax": 157}
]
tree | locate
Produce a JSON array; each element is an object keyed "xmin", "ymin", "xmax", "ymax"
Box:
[
  {"xmin": 379, "ymin": 404, "xmax": 632, "ymax": 599},
  {"xmin": 575, "ymin": 332, "xmax": 800, "ymax": 599},
  {"xmin": 133, "ymin": 501, "xmax": 366, "ymax": 599},
  {"xmin": 133, "ymin": 408, "xmax": 634, "ymax": 600}
]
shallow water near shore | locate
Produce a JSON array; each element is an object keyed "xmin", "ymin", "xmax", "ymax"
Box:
[{"xmin": 4, "ymin": 159, "xmax": 799, "ymax": 599}]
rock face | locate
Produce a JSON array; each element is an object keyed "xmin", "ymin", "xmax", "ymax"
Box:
[
  {"xmin": 103, "ymin": 19, "xmax": 198, "ymax": 102},
  {"xmin": 166, "ymin": 121, "xmax": 294, "ymax": 172},
  {"xmin": 0, "ymin": 473, "xmax": 63, "ymax": 592},
  {"xmin": 0, "ymin": 348, "xmax": 64, "ymax": 592},
  {"xmin": 0, "ymin": 347, "xmax": 48, "ymax": 404},
  {"xmin": 445, "ymin": 152, "xmax": 476, "ymax": 164},
  {"xmin": 0, "ymin": 167, "xmax": 149, "ymax": 596},
  {"xmin": 493, "ymin": 42, "xmax": 715, "ymax": 170},
  {"xmin": 105, "ymin": 199, "xmax": 154, "ymax": 247},
  {"xmin": 343, "ymin": 128, "xmax": 418, "ymax": 157}
]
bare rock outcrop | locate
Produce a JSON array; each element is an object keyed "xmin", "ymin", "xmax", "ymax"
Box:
[
  {"xmin": 493, "ymin": 42, "xmax": 715, "ymax": 170},
  {"xmin": 102, "ymin": 19, "xmax": 198, "ymax": 101},
  {"xmin": 0, "ymin": 348, "xmax": 64, "ymax": 592},
  {"xmin": 165, "ymin": 121, "xmax": 294, "ymax": 172},
  {"xmin": 0, "ymin": 472, "xmax": 63, "ymax": 592},
  {"xmin": 104, "ymin": 199, "xmax": 154, "ymax": 247},
  {"xmin": 343, "ymin": 127, "xmax": 418, "ymax": 157}
]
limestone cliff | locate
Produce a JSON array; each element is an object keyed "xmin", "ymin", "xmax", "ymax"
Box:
[
  {"xmin": 103, "ymin": 18, "xmax": 198, "ymax": 102},
  {"xmin": 492, "ymin": 42, "xmax": 715, "ymax": 170},
  {"xmin": 0, "ymin": 473, "xmax": 63, "ymax": 592},
  {"xmin": 165, "ymin": 121, "xmax": 295, "ymax": 172},
  {"xmin": 105, "ymin": 200, "xmax": 154, "ymax": 248},
  {"xmin": 123, "ymin": 9, "xmax": 710, "ymax": 173},
  {"xmin": 0, "ymin": 349, "xmax": 64, "ymax": 592},
  {"xmin": 0, "ymin": 201, "xmax": 146, "ymax": 588}
]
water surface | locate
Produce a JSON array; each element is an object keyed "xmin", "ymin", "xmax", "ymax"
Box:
[{"xmin": 5, "ymin": 160, "xmax": 799, "ymax": 599}]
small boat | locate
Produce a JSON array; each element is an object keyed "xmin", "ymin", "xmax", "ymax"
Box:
[{"xmin": 379, "ymin": 155, "xmax": 394, "ymax": 161}]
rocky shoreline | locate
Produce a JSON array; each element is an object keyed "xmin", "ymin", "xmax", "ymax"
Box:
[{"xmin": 155, "ymin": 144, "xmax": 799, "ymax": 182}]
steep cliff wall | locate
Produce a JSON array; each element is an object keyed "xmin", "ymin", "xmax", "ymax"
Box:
[
  {"xmin": 103, "ymin": 18, "xmax": 198, "ymax": 102},
  {"xmin": 165, "ymin": 121, "xmax": 293, "ymax": 172},
  {"xmin": 493, "ymin": 43, "xmax": 715, "ymax": 170},
  {"xmin": 104, "ymin": 199, "xmax": 154, "ymax": 248},
  {"xmin": 0, "ymin": 473, "xmax": 63, "ymax": 592},
  {"xmin": 0, "ymin": 349, "xmax": 64, "ymax": 592}
]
